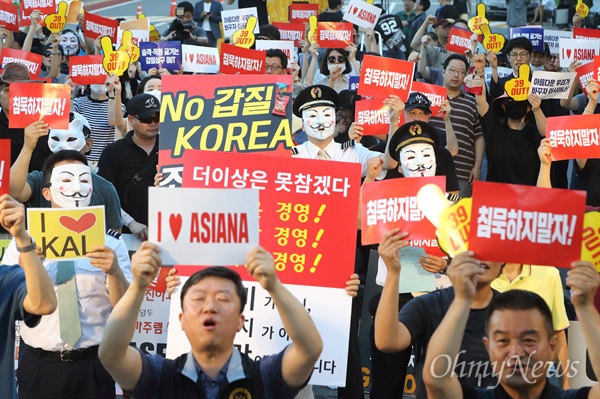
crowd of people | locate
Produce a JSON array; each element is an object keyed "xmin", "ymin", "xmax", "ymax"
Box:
[{"xmin": 0, "ymin": 0, "xmax": 599, "ymax": 398}]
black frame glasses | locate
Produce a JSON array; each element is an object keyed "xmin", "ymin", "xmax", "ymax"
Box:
[{"xmin": 327, "ymin": 55, "xmax": 345, "ymax": 63}]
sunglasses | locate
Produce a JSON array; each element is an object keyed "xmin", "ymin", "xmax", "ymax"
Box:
[
  {"xmin": 135, "ymin": 115, "xmax": 160, "ymax": 124},
  {"xmin": 43, "ymin": 52, "xmax": 56, "ymax": 57},
  {"xmin": 327, "ymin": 55, "xmax": 345, "ymax": 63}
]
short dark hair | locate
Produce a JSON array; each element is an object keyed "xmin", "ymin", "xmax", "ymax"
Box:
[
  {"xmin": 137, "ymin": 75, "xmax": 161, "ymax": 95},
  {"xmin": 419, "ymin": 0, "xmax": 431, "ymax": 11},
  {"xmin": 328, "ymin": 0, "xmax": 342, "ymax": 9},
  {"xmin": 425, "ymin": 31, "xmax": 438, "ymax": 42},
  {"xmin": 180, "ymin": 266, "xmax": 247, "ymax": 313},
  {"xmin": 42, "ymin": 150, "xmax": 88, "ymax": 187},
  {"xmin": 258, "ymin": 24, "xmax": 281, "ymax": 40},
  {"xmin": 443, "ymin": 53, "xmax": 469, "ymax": 72},
  {"xmin": 266, "ymin": 48, "xmax": 288, "ymax": 69},
  {"xmin": 177, "ymin": 1, "xmax": 193, "ymax": 14},
  {"xmin": 486, "ymin": 290, "xmax": 555, "ymax": 338},
  {"xmin": 320, "ymin": 48, "xmax": 352, "ymax": 76},
  {"xmin": 506, "ymin": 37, "xmax": 533, "ymax": 55},
  {"xmin": 438, "ymin": 4, "xmax": 459, "ymax": 20}
]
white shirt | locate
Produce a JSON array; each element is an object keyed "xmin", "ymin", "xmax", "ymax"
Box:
[
  {"xmin": 3, "ymin": 234, "xmax": 132, "ymax": 351},
  {"xmin": 202, "ymin": 2, "xmax": 211, "ymax": 31}
]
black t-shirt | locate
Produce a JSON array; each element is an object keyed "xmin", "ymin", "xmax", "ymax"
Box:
[
  {"xmin": 578, "ymin": 159, "xmax": 600, "ymax": 207},
  {"xmin": 481, "ymin": 109, "xmax": 542, "ymax": 186},
  {"xmin": 0, "ymin": 111, "xmax": 52, "ymax": 172},
  {"xmin": 375, "ymin": 14, "xmax": 405, "ymax": 51},
  {"xmin": 461, "ymin": 380, "xmax": 591, "ymax": 399},
  {"xmin": 399, "ymin": 287, "xmax": 500, "ymax": 399}
]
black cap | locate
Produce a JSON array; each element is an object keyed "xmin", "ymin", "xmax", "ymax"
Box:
[
  {"xmin": 533, "ymin": 42, "xmax": 551, "ymax": 56},
  {"xmin": 127, "ymin": 93, "xmax": 161, "ymax": 119},
  {"xmin": 405, "ymin": 92, "xmax": 432, "ymax": 114},
  {"xmin": 293, "ymin": 85, "xmax": 340, "ymax": 117},
  {"xmin": 388, "ymin": 121, "xmax": 440, "ymax": 161}
]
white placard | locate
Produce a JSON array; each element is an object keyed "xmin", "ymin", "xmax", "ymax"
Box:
[
  {"xmin": 255, "ymin": 40, "xmax": 298, "ymax": 63},
  {"xmin": 529, "ymin": 71, "xmax": 577, "ymax": 99},
  {"xmin": 543, "ymin": 30, "xmax": 572, "ymax": 55},
  {"xmin": 148, "ymin": 187, "xmax": 259, "ymax": 266},
  {"xmin": 559, "ymin": 38, "xmax": 600, "ymax": 67},
  {"xmin": 116, "ymin": 28, "xmax": 150, "ymax": 47},
  {"xmin": 222, "ymin": 7, "xmax": 259, "ymax": 38},
  {"xmin": 343, "ymin": 0, "xmax": 382, "ymax": 29},
  {"xmin": 181, "ymin": 44, "xmax": 220, "ymax": 73},
  {"xmin": 484, "ymin": 66, "xmax": 514, "ymax": 87},
  {"xmin": 167, "ymin": 279, "xmax": 352, "ymax": 386}
]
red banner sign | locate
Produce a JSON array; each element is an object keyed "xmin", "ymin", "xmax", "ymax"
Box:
[
  {"xmin": 446, "ymin": 26, "xmax": 472, "ymax": 55},
  {"xmin": 358, "ymin": 54, "xmax": 414, "ymax": 101},
  {"xmin": 573, "ymin": 27, "xmax": 600, "ymax": 41},
  {"xmin": 361, "ymin": 176, "xmax": 445, "ymax": 245},
  {"xmin": 410, "ymin": 81, "xmax": 448, "ymax": 116},
  {"xmin": 220, "ymin": 43, "xmax": 266, "ymax": 74},
  {"xmin": 469, "ymin": 181, "xmax": 586, "ymax": 268},
  {"xmin": 355, "ymin": 99, "xmax": 391, "ymax": 136},
  {"xmin": 69, "ymin": 55, "xmax": 108, "ymax": 85},
  {"xmin": 576, "ymin": 61, "xmax": 595, "ymax": 97},
  {"xmin": 0, "ymin": 139, "xmax": 9, "ymax": 196},
  {"xmin": 272, "ymin": 22, "xmax": 305, "ymax": 46},
  {"xmin": 289, "ymin": 3, "xmax": 318, "ymax": 23},
  {"xmin": 21, "ymin": 0, "xmax": 55, "ymax": 17},
  {"xmin": 546, "ymin": 114, "xmax": 599, "ymax": 160},
  {"xmin": 84, "ymin": 12, "xmax": 119, "ymax": 42},
  {"xmin": 0, "ymin": 2, "xmax": 18, "ymax": 32},
  {"xmin": 8, "ymin": 83, "xmax": 70, "ymax": 129},
  {"xmin": 317, "ymin": 22, "xmax": 354, "ymax": 48},
  {"xmin": 0, "ymin": 48, "xmax": 42, "ymax": 78},
  {"xmin": 595, "ymin": 55, "xmax": 600, "ymax": 81},
  {"xmin": 181, "ymin": 150, "xmax": 360, "ymax": 288}
]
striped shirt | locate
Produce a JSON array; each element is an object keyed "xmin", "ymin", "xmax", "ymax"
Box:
[
  {"xmin": 73, "ymin": 96, "xmax": 126, "ymax": 161},
  {"xmin": 429, "ymin": 92, "xmax": 482, "ymax": 181}
]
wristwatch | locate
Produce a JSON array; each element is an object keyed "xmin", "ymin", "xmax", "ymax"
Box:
[{"xmin": 16, "ymin": 237, "xmax": 36, "ymax": 253}]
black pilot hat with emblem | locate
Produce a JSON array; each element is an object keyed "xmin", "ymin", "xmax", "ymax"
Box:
[
  {"xmin": 388, "ymin": 121, "xmax": 441, "ymax": 162},
  {"xmin": 293, "ymin": 84, "xmax": 340, "ymax": 117},
  {"xmin": 127, "ymin": 93, "xmax": 161, "ymax": 119}
]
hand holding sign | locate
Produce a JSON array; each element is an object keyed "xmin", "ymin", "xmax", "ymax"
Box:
[
  {"xmin": 307, "ymin": 15, "xmax": 318, "ymax": 44},
  {"xmin": 480, "ymin": 24, "xmax": 504, "ymax": 53},
  {"xmin": 44, "ymin": 1, "xmax": 67, "ymax": 34},
  {"xmin": 576, "ymin": 0, "xmax": 589, "ymax": 18},
  {"xmin": 119, "ymin": 30, "xmax": 140, "ymax": 63},
  {"xmin": 505, "ymin": 64, "xmax": 531, "ymax": 101},
  {"xmin": 232, "ymin": 16, "xmax": 256, "ymax": 48},
  {"xmin": 101, "ymin": 36, "xmax": 131, "ymax": 76},
  {"xmin": 468, "ymin": 3, "xmax": 488, "ymax": 34}
]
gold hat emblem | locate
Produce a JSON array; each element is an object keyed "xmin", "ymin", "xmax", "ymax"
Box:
[
  {"xmin": 310, "ymin": 87, "xmax": 322, "ymax": 99},
  {"xmin": 409, "ymin": 124, "xmax": 422, "ymax": 136},
  {"xmin": 229, "ymin": 388, "xmax": 251, "ymax": 399}
]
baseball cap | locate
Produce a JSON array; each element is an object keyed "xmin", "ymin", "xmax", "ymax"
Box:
[
  {"xmin": 127, "ymin": 93, "xmax": 161, "ymax": 119},
  {"xmin": 405, "ymin": 92, "xmax": 432, "ymax": 114}
]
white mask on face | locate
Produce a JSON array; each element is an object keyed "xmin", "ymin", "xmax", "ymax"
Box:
[
  {"xmin": 90, "ymin": 84, "xmax": 107, "ymax": 95},
  {"xmin": 399, "ymin": 142, "xmax": 437, "ymax": 178},
  {"xmin": 49, "ymin": 164, "xmax": 93, "ymax": 208},
  {"xmin": 302, "ymin": 105, "xmax": 336, "ymax": 141},
  {"xmin": 48, "ymin": 114, "xmax": 87, "ymax": 153},
  {"xmin": 146, "ymin": 89, "xmax": 161, "ymax": 103},
  {"xmin": 327, "ymin": 63, "xmax": 341, "ymax": 74}
]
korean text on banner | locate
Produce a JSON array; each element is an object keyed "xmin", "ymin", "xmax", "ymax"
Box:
[
  {"xmin": 0, "ymin": 2, "xmax": 18, "ymax": 32},
  {"xmin": 272, "ymin": 22, "xmax": 305, "ymax": 46},
  {"xmin": 543, "ymin": 30, "xmax": 572, "ymax": 55},
  {"xmin": 572, "ymin": 27, "xmax": 600, "ymax": 41},
  {"xmin": 222, "ymin": 7, "xmax": 259, "ymax": 38},
  {"xmin": 289, "ymin": 3, "xmax": 319, "ymax": 23},
  {"xmin": 84, "ymin": 12, "xmax": 119, "ymax": 42},
  {"xmin": 21, "ymin": 0, "xmax": 55, "ymax": 17},
  {"xmin": 220, "ymin": 43, "xmax": 266, "ymax": 74},
  {"xmin": 410, "ymin": 81, "xmax": 447, "ymax": 116},
  {"xmin": 445, "ymin": 26, "xmax": 473, "ymax": 55},
  {"xmin": 181, "ymin": 45, "xmax": 219, "ymax": 74},
  {"xmin": 576, "ymin": 61, "xmax": 595, "ymax": 97},
  {"xmin": 354, "ymin": 99, "xmax": 391, "ymax": 136},
  {"xmin": 139, "ymin": 41, "xmax": 182, "ymax": 72},
  {"xmin": 0, "ymin": 48, "xmax": 42, "ymax": 78},
  {"xmin": 0, "ymin": 139, "xmax": 9, "ymax": 196},
  {"xmin": 546, "ymin": 114, "xmax": 599, "ymax": 160},
  {"xmin": 69, "ymin": 55, "xmax": 108, "ymax": 85},
  {"xmin": 317, "ymin": 22, "xmax": 354, "ymax": 48},
  {"xmin": 469, "ymin": 181, "xmax": 586, "ymax": 268},
  {"xmin": 529, "ymin": 71, "xmax": 576, "ymax": 100},
  {"xmin": 8, "ymin": 83, "xmax": 70, "ymax": 129},
  {"xmin": 510, "ymin": 27, "xmax": 544, "ymax": 52},
  {"xmin": 358, "ymin": 54, "xmax": 414, "ymax": 101}
]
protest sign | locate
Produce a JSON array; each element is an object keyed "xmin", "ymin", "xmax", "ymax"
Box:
[
  {"xmin": 358, "ymin": 54, "xmax": 414, "ymax": 101},
  {"xmin": 529, "ymin": 71, "xmax": 576, "ymax": 99},
  {"xmin": 69, "ymin": 55, "xmax": 108, "ymax": 85},
  {"xmin": 84, "ymin": 12, "xmax": 119, "ymax": 42},
  {"xmin": 349, "ymin": 75, "xmax": 359, "ymax": 90},
  {"xmin": 575, "ymin": 0, "xmax": 589, "ymax": 18},
  {"xmin": 559, "ymin": 38, "xmax": 599, "ymax": 67},
  {"xmin": 289, "ymin": 3, "xmax": 318, "ymax": 23},
  {"xmin": 544, "ymin": 30, "xmax": 572, "ymax": 55},
  {"xmin": 255, "ymin": 40, "xmax": 298, "ymax": 63},
  {"xmin": 131, "ymin": 286, "xmax": 172, "ymax": 361},
  {"xmin": 0, "ymin": 139, "xmax": 8, "ymax": 196},
  {"xmin": 468, "ymin": 3, "xmax": 488, "ymax": 34},
  {"xmin": 595, "ymin": 55, "xmax": 600, "ymax": 81},
  {"xmin": 44, "ymin": 1, "xmax": 67, "ymax": 34},
  {"xmin": 8, "ymin": 83, "xmax": 69, "ymax": 129},
  {"xmin": 480, "ymin": 24, "xmax": 505, "ymax": 53},
  {"xmin": 581, "ymin": 212, "xmax": 600, "ymax": 272},
  {"xmin": 484, "ymin": 66, "xmax": 513, "ymax": 86},
  {"xmin": 0, "ymin": 48, "xmax": 42, "ymax": 78},
  {"xmin": 505, "ymin": 64, "xmax": 531, "ymax": 101},
  {"xmin": 576, "ymin": 61, "xmax": 595, "ymax": 97},
  {"xmin": 510, "ymin": 27, "xmax": 544, "ymax": 52},
  {"xmin": 546, "ymin": 114, "xmax": 599, "ymax": 160},
  {"xmin": 445, "ymin": 26, "xmax": 472, "ymax": 55},
  {"xmin": 140, "ymin": 41, "xmax": 182, "ymax": 72},
  {"xmin": 395, "ymin": 247, "xmax": 436, "ymax": 293},
  {"xmin": 0, "ymin": 2, "xmax": 18, "ymax": 32},
  {"xmin": 100, "ymin": 37, "xmax": 130, "ymax": 76},
  {"xmin": 343, "ymin": 0, "xmax": 382, "ymax": 29},
  {"xmin": 118, "ymin": 30, "xmax": 140, "ymax": 63},
  {"xmin": 361, "ymin": 177, "xmax": 445, "ymax": 245},
  {"xmin": 354, "ymin": 99, "xmax": 391, "ymax": 136},
  {"xmin": 222, "ymin": 7, "xmax": 259, "ymax": 38},
  {"xmin": 411, "ymin": 81, "xmax": 447, "ymax": 116},
  {"xmin": 148, "ymin": 187, "xmax": 259, "ymax": 266},
  {"xmin": 232, "ymin": 16, "xmax": 257, "ymax": 48},
  {"xmin": 27, "ymin": 206, "xmax": 106, "ymax": 260},
  {"xmin": 307, "ymin": 15, "xmax": 318, "ymax": 44},
  {"xmin": 220, "ymin": 43, "xmax": 266, "ymax": 74},
  {"xmin": 469, "ymin": 181, "xmax": 586, "ymax": 267},
  {"xmin": 272, "ymin": 22, "xmax": 305, "ymax": 46},
  {"xmin": 181, "ymin": 45, "xmax": 219, "ymax": 73},
  {"xmin": 116, "ymin": 28, "xmax": 149, "ymax": 48},
  {"xmin": 21, "ymin": 0, "xmax": 55, "ymax": 18},
  {"xmin": 317, "ymin": 22, "xmax": 354, "ymax": 48},
  {"xmin": 572, "ymin": 27, "xmax": 600, "ymax": 41}
]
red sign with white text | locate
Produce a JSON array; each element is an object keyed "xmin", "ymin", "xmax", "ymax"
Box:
[
  {"xmin": 355, "ymin": 99, "xmax": 391, "ymax": 136},
  {"xmin": 181, "ymin": 150, "xmax": 360, "ymax": 288},
  {"xmin": 573, "ymin": 27, "xmax": 600, "ymax": 41},
  {"xmin": 69, "ymin": 55, "xmax": 109, "ymax": 85},
  {"xmin": 358, "ymin": 54, "xmax": 414, "ymax": 101},
  {"xmin": 445, "ymin": 26, "xmax": 472, "ymax": 55},
  {"xmin": 272, "ymin": 22, "xmax": 305, "ymax": 47},
  {"xmin": 469, "ymin": 181, "xmax": 586, "ymax": 268},
  {"xmin": 546, "ymin": 114, "xmax": 600, "ymax": 160},
  {"xmin": 595, "ymin": 55, "xmax": 600, "ymax": 81},
  {"xmin": 361, "ymin": 176, "xmax": 446, "ymax": 245},
  {"xmin": 317, "ymin": 22, "xmax": 354, "ymax": 48},
  {"xmin": 576, "ymin": 61, "xmax": 595, "ymax": 97},
  {"xmin": 21, "ymin": 0, "xmax": 55, "ymax": 17},
  {"xmin": 8, "ymin": 83, "xmax": 70, "ymax": 129},
  {"xmin": 0, "ymin": 48, "xmax": 42, "ymax": 78},
  {"xmin": 84, "ymin": 12, "xmax": 119, "ymax": 42},
  {"xmin": 220, "ymin": 43, "xmax": 265, "ymax": 74},
  {"xmin": 0, "ymin": 139, "xmax": 9, "ymax": 196},
  {"xmin": 0, "ymin": 2, "xmax": 18, "ymax": 32},
  {"xmin": 410, "ymin": 81, "xmax": 448, "ymax": 116},
  {"xmin": 289, "ymin": 3, "xmax": 318, "ymax": 23}
]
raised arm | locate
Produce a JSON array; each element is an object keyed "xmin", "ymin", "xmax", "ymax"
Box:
[
  {"xmin": 87, "ymin": 245, "xmax": 130, "ymax": 306},
  {"xmin": 21, "ymin": 10, "xmax": 41, "ymax": 52},
  {"xmin": 440, "ymin": 100, "xmax": 458, "ymax": 156},
  {"xmin": 473, "ymin": 54, "xmax": 489, "ymax": 116},
  {"xmin": 559, "ymin": 61, "xmax": 583, "ymax": 111},
  {"xmin": 106, "ymin": 74, "xmax": 127, "ymax": 137},
  {"xmin": 528, "ymin": 94, "xmax": 546, "ymax": 137},
  {"xmin": 10, "ymin": 121, "xmax": 49, "ymax": 202},
  {"xmin": 303, "ymin": 43, "xmax": 320, "ymax": 86},
  {"xmin": 47, "ymin": 33, "xmax": 62, "ymax": 79},
  {"xmin": 536, "ymin": 138, "xmax": 552, "ymax": 188},
  {"xmin": 381, "ymin": 95, "xmax": 404, "ymax": 170},
  {"xmin": 247, "ymin": 246, "xmax": 322, "ymax": 388},
  {"xmin": 418, "ymin": 37, "xmax": 431, "ymax": 81},
  {"xmin": 410, "ymin": 15, "xmax": 436, "ymax": 53}
]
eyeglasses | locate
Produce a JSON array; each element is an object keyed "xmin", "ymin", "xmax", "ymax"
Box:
[
  {"xmin": 266, "ymin": 64, "xmax": 283, "ymax": 71},
  {"xmin": 135, "ymin": 115, "xmax": 160, "ymax": 124},
  {"xmin": 509, "ymin": 51, "xmax": 530, "ymax": 59},
  {"xmin": 327, "ymin": 56, "xmax": 345, "ymax": 63},
  {"xmin": 446, "ymin": 67, "xmax": 466, "ymax": 77},
  {"xmin": 43, "ymin": 52, "xmax": 55, "ymax": 57}
]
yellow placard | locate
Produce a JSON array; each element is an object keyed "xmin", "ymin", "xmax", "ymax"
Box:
[
  {"xmin": 576, "ymin": 0, "xmax": 589, "ymax": 18},
  {"xmin": 505, "ymin": 64, "xmax": 531, "ymax": 101},
  {"xmin": 581, "ymin": 211, "xmax": 600, "ymax": 272},
  {"xmin": 27, "ymin": 206, "xmax": 106, "ymax": 260},
  {"xmin": 480, "ymin": 24, "xmax": 505, "ymax": 54},
  {"xmin": 44, "ymin": 1, "xmax": 68, "ymax": 34},
  {"xmin": 468, "ymin": 3, "xmax": 488, "ymax": 34},
  {"xmin": 0, "ymin": 238, "xmax": 11, "ymax": 262},
  {"xmin": 231, "ymin": 16, "xmax": 257, "ymax": 48},
  {"xmin": 119, "ymin": 30, "xmax": 140, "ymax": 63},
  {"xmin": 307, "ymin": 15, "xmax": 318, "ymax": 44},
  {"xmin": 437, "ymin": 198, "xmax": 472, "ymax": 258},
  {"xmin": 101, "ymin": 36, "xmax": 131, "ymax": 76}
]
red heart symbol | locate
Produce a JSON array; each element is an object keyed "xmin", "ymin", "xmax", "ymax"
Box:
[
  {"xmin": 188, "ymin": 53, "xmax": 195, "ymax": 63},
  {"xmin": 352, "ymin": 6, "xmax": 358, "ymax": 15},
  {"xmin": 169, "ymin": 214, "xmax": 182, "ymax": 240},
  {"xmin": 566, "ymin": 48, "xmax": 572, "ymax": 59},
  {"xmin": 59, "ymin": 213, "xmax": 96, "ymax": 234}
]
